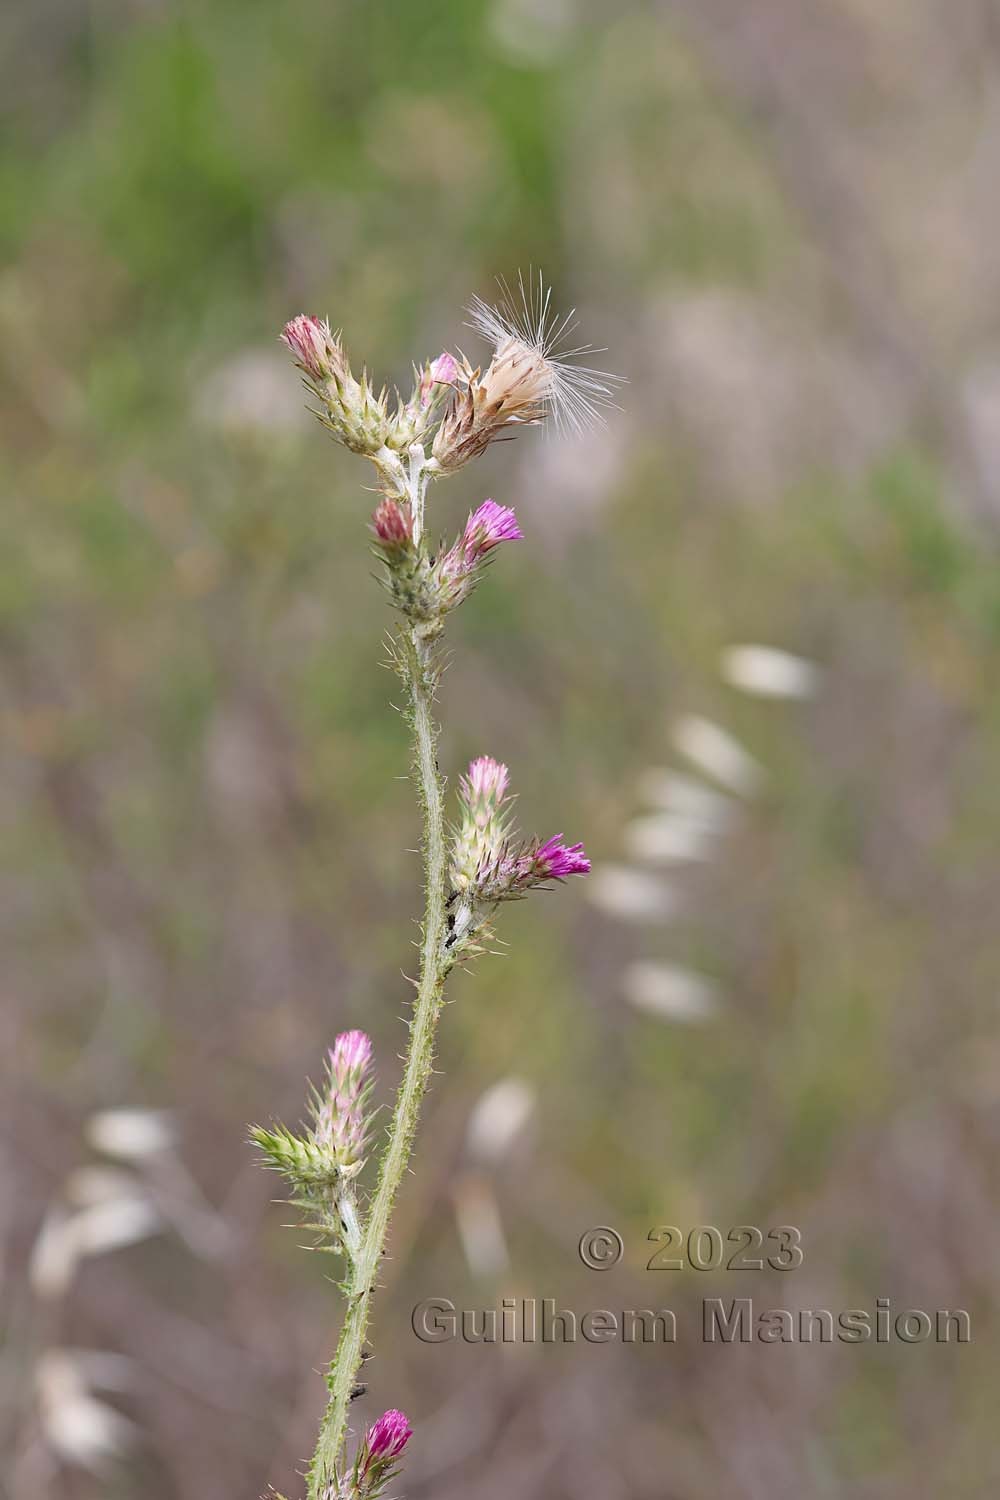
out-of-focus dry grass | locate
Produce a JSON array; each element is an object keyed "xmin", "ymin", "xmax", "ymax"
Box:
[{"xmin": 3, "ymin": 2, "xmax": 1000, "ymax": 1497}]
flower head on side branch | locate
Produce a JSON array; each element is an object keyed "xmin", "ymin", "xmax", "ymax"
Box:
[{"xmin": 448, "ymin": 757, "xmax": 590, "ymax": 954}]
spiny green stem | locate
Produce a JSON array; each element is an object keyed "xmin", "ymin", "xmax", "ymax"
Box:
[{"xmin": 306, "ymin": 470, "xmax": 449, "ymax": 1500}]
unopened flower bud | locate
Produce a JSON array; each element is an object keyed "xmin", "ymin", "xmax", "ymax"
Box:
[
  {"xmin": 386, "ymin": 352, "xmax": 461, "ymax": 452},
  {"xmin": 371, "ymin": 499, "xmax": 413, "ymax": 554},
  {"xmin": 364, "ymin": 1409, "xmax": 412, "ymax": 1465},
  {"xmin": 332, "ymin": 1030, "xmax": 373, "ymax": 1074},
  {"xmin": 315, "ymin": 1031, "xmax": 374, "ymax": 1166},
  {"xmin": 281, "ymin": 314, "xmax": 389, "ymax": 455},
  {"xmin": 281, "ymin": 315, "xmax": 345, "ymax": 384},
  {"xmin": 465, "ymin": 754, "xmax": 510, "ymax": 804},
  {"xmin": 450, "ymin": 755, "xmax": 513, "ymax": 895},
  {"xmin": 422, "ymin": 352, "xmax": 459, "ymax": 404}
]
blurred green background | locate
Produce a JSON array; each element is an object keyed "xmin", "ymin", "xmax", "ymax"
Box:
[{"xmin": 3, "ymin": 1, "xmax": 1000, "ymax": 1497}]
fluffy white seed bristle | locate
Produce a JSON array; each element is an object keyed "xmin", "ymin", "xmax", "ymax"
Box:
[{"xmin": 467, "ymin": 269, "xmax": 624, "ymax": 436}]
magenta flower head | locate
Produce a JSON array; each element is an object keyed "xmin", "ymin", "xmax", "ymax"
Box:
[
  {"xmin": 354, "ymin": 1408, "xmax": 412, "ymax": 1493},
  {"xmin": 281, "ymin": 314, "xmax": 343, "ymax": 384},
  {"xmin": 314, "ymin": 1030, "xmax": 374, "ymax": 1166},
  {"xmin": 433, "ymin": 503, "xmax": 522, "ymax": 613},
  {"xmin": 461, "ymin": 500, "xmax": 523, "ymax": 563},
  {"xmin": 531, "ymin": 835, "xmax": 591, "ymax": 881},
  {"xmin": 449, "ymin": 758, "xmax": 590, "ymax": 911},
  {"xmin": 364, "ymin": 1409, "xmax": 412, "ymax": 1464}
]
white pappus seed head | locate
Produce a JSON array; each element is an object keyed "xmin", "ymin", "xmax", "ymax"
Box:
[{"xmin": 466, "ymin": 269, "xmax": 624, "ymax": 436}]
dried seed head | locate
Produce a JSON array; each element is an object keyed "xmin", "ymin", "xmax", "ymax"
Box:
[
  {"xmin": 431, "ymin": 349, "xmax": 544, "ymax": 471},
  {"xmin": 432, "ymin": 272, "xmax": 622, "ymax": 471}
]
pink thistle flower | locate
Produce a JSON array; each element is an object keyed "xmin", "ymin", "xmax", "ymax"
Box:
[
  {"xmin": 315, "ymin": 1031, "xmax": 374, "ymax": 1165},
  {"xmin": 363, "ymin": 1409, "xmax": 412, "ymax": 1466},
  {"xmin": 354, "ymin": 1408, "xmax": 412, "ymax": 1492},
  {"xmin": 461, "ymin": 501, "xmax": 523, "ymax": 563},
  {"xmin": 433, "ymin": 503, "xmax": 522, "ymax": 611},
  {"xmin": 281, "ymin": 314, "xmax": 342, "ymax": 384},
  {"xmin": 371, "ymin": 499, "xmax": 413, "ymax": 551},
  {"xmin": 530, "ymin": 835, "xmax": 591, "ymax": 881}
]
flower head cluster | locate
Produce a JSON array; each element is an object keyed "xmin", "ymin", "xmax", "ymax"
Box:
[
  {"xmin": 371, "ymin": 499, "xmax": 522, "ymax": 629},
  {"xmin": 449, "ymin": 756, "xmax": 590, "ymax": 940},
  {"xmin": 282, "ymin": 276, "xmax": 620, "ymax": 490},
  {"xmin": 349, "ymin": 1409, "xmax": 412, "ymax": 1497},
  {"xmin": 315, "ymin": 1030, "xmax": 375, "ymax": 1167}
]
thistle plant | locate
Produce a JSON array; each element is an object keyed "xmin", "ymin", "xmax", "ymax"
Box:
[{"xmin": 253, "ymin": 275, "xmax": 619, "ymax": 1499}]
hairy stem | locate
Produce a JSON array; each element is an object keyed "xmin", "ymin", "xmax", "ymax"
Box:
[{"xmin": 307, "ymin": 467, "xmax": 449, "ymax": 1499}]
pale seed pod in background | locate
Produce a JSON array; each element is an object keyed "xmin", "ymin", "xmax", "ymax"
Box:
[
  {"xmin": 464, "ymin": 1076, "xmax": 536, "ymax": 1165},
  {"xmin": 86, "ymin": 1109, "xmax": 175, "ymax": 1161},
  {"xmin": 721, "ymin": 643, "xmax": 819, "ymax": 700},
  {"xmin": 623, "ymin": 813, "xmax": 720, "ymax": 864},
  {"xmin": 672, "ymin": 715, "xmax": 764, "ymax": 797},
  {"xmin": 36, "ymin": 1351, "xmax": 139, "ymax": 1475},
  {"xmin": 623, "ymin": 960, "xmax": 721, "ymax": 1023},
  {"xmin": 587, "ymin": 864, "xmax": 677, "ymax": 923}
]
